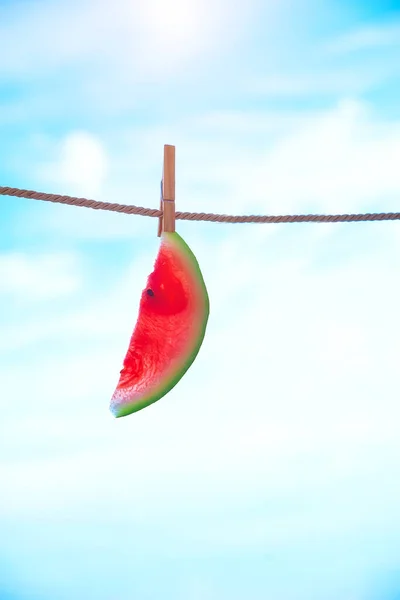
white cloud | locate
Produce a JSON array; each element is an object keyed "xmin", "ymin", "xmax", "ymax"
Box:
[
  {"xmin": 39, "ymin": 131, "xmax": 108, "ymax": 197},
  {"xmin": 0, "ymin": 0, "xmax": 261, "ymax": 81},
  {"xmin": 129, "ymin": 0, "xmax": 240, "ymax": 76},
  {"xmin": 226, "ymin": 98, "xmax": 400, "ymax": 215},
  {"xmin": 0, "ymin": 252, "xmax": 81, "ymax": 301},
  {"xmin": 328, "ymin": 19, "xmax": 400, "ymax": 54},
  {"xmin": 248, "ymin": 68, "xmax": 383, "ymax": 97}
]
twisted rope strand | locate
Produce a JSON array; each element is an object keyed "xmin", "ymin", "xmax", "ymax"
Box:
[{"xmin": 1, "ymin": 185, "xmax": 400, "ymax": 224}]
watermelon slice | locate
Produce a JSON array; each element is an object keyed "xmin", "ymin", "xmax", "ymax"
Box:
[{"xmin": 110, "ymin": 232, "xmax": 209, "ymax": 417}]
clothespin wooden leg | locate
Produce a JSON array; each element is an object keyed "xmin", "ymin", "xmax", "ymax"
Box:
[
  {"xmin": 158, "ymin": 144, "xmax": 175, "ymax": 236},
  {"xmin": 157, "ymin": 181, "xmax": 163, "ymax": 237}
]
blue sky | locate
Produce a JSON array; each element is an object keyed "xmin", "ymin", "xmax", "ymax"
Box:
[{"xmin": 1, "ymin": 1, "xmax": 400, "ymax": 599}]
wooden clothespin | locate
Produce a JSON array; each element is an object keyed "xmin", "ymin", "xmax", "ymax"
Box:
[{"xmin": 158, "ymin": 144, "xmax": 176, "ymax": 236}]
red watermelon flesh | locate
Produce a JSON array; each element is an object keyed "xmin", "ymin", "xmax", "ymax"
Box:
[{"xmin": 110, "ymin": 232, "xmax": 209, "ymax": 417}]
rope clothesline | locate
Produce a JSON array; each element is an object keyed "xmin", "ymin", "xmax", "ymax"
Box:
[{"xmin": 1, "ymin": 185, "xmax": 400, "ymax": 224}]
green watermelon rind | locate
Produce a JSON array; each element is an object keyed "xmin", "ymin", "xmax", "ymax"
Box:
[{"xmin": 113, "ymin": 231, "xmax": 210, "ymax": 418}]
